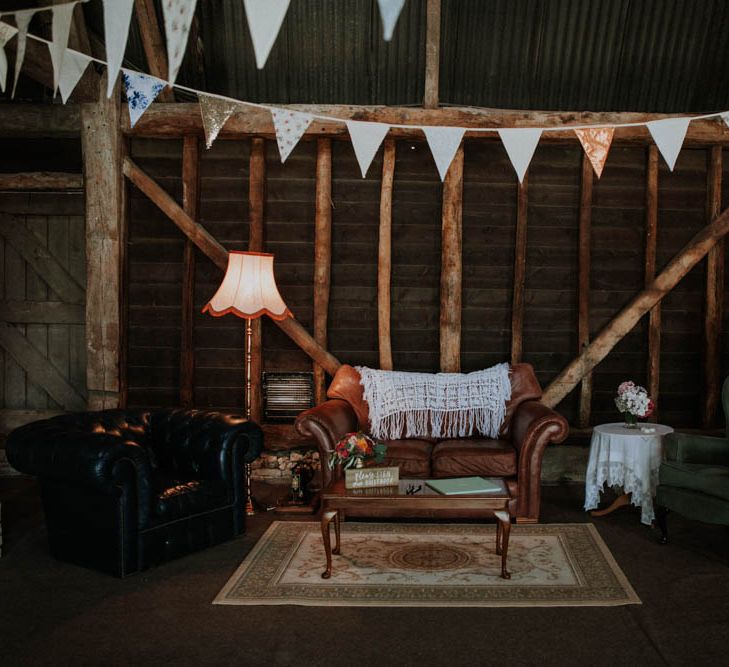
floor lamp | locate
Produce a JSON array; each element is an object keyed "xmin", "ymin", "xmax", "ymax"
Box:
[{"xmin": 203, "ymin": 251, "xmax": 292, "ymax": 515}]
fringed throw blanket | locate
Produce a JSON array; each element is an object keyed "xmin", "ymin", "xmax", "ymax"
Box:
[{"xmin": 356, "ymin": 363, "xmax": 511, "ymax": 440}]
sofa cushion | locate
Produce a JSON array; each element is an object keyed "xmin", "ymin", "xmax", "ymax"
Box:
[
  {"xmin": 431, "ymin": 439, "xmax": 517, "ymax": 478},
  {"xmin": 381, "ymin": 439, "xmax": 433, "ymax": 478},
  {"xmin": 150, "ymin": 472, "xmax": 230, "ymax": 524},
  {"xmin": 659, "ymin": 461, "xmax": 729, "ymax": 502}
]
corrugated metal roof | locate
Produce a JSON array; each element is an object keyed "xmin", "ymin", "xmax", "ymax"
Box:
[{"xmin": 11, "ymin": 0, "xmax": 729, "ymax": 112}]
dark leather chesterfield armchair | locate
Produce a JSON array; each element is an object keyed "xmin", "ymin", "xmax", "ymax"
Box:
[{"xmin": 6, "ymin": 409, "xmax": 263, "ymax": 577}]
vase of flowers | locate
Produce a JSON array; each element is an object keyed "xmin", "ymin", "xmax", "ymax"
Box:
[
  {"xmin": 328, "ymin": 432, "xmax": 387, "ymax": 470},
  {"xmin": 614, "ymin": 381, "xmax": 654, "ymax": 428}
]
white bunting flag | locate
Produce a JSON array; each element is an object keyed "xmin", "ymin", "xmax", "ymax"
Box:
[
  {"xmin": 498, "ymin": 128, "xmax": 542, "ymax": 183},
  {"xmin": 244, "ymin": 0, "xmax": 291, "ymax": 69},
  {"xmin": 271, "ymin": 108, "xmax": 313, "ymax": 162},
  {"xmin": 48, "ymin": 3, "xmax": 75, "ymax": 94},
  {"xmin": 574, "ymin": 127, "xmax": 614, "ymax": 179},
  {"xmin": 0, "ymin": 22, "xmax": 18, "ymax": 94},
  {"xmin": 162, "ymin": 0, "xmax": 198, "ymax": 85},
  {"xmin": 199, "ymin": 94, "xmax": 241, "ymax": 148},
  {"xmin": 377, "ymin": 0, "xmax": 406, "ymax": 41},
  {"xmin": 423, "ymin": 126, "xmax": 465, "ymax": 181},
  {"xmin": 58, "ymin": 49, "xmax": 92, "ymax": 104},
  {"xmin": 122, "ymin": 70, "xmax": 166, "ymax": 128},
  {"xmin": 722, "ymin": 113, "xmax": 729, "ymax": 129},
  {"xmin": 11, "ymin": 9, "xmax": 35, "ymax": 98},
  {"xmin": 347, "ymin": 121, "xmax": 390, "ymax": 177},
  {"xmin": 646, "ymin": 118, "xmax": 691, "ymax": 171},
  {"xmin": 103, "ymin": 0, "xmax": 135, "ymax": 97}
]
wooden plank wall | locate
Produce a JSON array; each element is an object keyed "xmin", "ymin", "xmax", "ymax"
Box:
[
  {"xmin": 0, "ymin": 138, "xmax": 86, "ymax": 432},
  {"xmin": 123, "ymin": 137, "xmax": 727, "ymax": 427}
]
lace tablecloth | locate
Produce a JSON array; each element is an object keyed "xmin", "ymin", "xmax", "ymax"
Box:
[{"xmin": 584, "ymin": 422, "xmax": 673, "ymax": 525}]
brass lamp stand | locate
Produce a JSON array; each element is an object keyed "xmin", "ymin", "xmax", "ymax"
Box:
[{"xmin": 202, "ymin": 251, "xmax": 293, "ymax": 519}]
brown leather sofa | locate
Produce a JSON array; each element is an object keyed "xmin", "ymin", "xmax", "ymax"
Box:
[{"xmin": 295, "ymin": 363, "xmax": 569, "ymax": 523}]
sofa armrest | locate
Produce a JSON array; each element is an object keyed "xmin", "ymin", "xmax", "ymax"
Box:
[
  {"xmin": 510, "ymin": 400, "xmax": 569, "ymax": 521},
  {"xmin": 663, "ymin": 432, "xmax": 729, "ymax": 466},
  {"xmin": 295, "ymin": 400, "xmax": 358, "ymax": 488}
]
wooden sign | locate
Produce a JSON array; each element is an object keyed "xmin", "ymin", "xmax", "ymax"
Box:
[{"xmin": 345, "ymin": 466, "xmax": 399, "ymax": 489}]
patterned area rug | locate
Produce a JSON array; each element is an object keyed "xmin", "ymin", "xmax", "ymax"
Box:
[{"xmin": 214, "ymin": 522, "xmax": 640, "ymax": 607}]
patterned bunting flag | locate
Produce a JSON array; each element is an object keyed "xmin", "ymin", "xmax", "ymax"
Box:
[
  {"xmin": 423, "ymin": 126, "xmax": 465, "ymax": 181},
  {"xmin": 49, "ymin": 2, "xmax": 75, "ymax": 93},
  {"xmin": 11, "ymin": 9, "xmax": 35, "ymax": 98},
  {"xmin": 271, "ymin": 108, "xmax": 313, "ymax": 162},
  {"xmin": 0, "ymin": 22, "xmax": 18, "ymax": 94},
  {"xmin": 162, "ymin": 0, "xmax": 198, "ymax": 85},
  {"xmin": 574, "ymin": 127, "xmax": 614, "ymax": 178},
  {"xmin": 646, "ymin": 118, "xmax": 691, "ymax": 171},
  {"xmin": 244, "ymin": 0, "xmax": 291, "ymax": 69},
  {"xmin": 346, "ymin": 121, "xmax": 390, "ymax": 177},
  {"xmin": 58, "ymin": 49, "xmax": 92, "ymax": 104},
  {"xmin": 103, "ymin": 0, "xmax": 135, "ymax": 97},
  {"xmin": 498, "ymin": 128, "xmax": 542, "ymax": 183},
  {"xmin": 199, "ymin": 94, "xmax": 241, "ymax": 148},
  {"xmin": 377, "ymin": 0, "xmax": 406, "ymax": 41},
  {"xmin": 122, "ymin": 70, "xmax": 166, "ymax": 128}
]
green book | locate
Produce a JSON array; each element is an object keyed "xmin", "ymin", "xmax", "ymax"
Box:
[{"xmin": 425, "ymin": 476, "xmax": 503, "ymax": 495}]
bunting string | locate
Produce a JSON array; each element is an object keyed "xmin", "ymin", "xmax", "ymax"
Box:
[{"xmin": 1, "ymin": 1, "xmax": 728, "ymax": 182}]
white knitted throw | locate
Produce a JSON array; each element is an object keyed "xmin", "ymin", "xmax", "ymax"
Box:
[{"xmin": 356, "ymin": 363, "xmax": 511, "ymax": 440}]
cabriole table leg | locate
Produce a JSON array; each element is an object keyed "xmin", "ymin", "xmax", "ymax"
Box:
[
  {"xmin": 494, "ymin": 510, "xmax": 511, "ymax": 580},
  {"xmin": 320, "ymin": 509, "xmax": 338, "ymax": 579}
]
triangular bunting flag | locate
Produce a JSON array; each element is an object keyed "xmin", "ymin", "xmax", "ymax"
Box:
[
  {"xmin": 270, "ymin": 108, "xmax": 313, "ymax": 162},
  {"xmin": 498, "ymin": 128, "xmax": 542, "ymax": 183},
  {"xmin": 49, "ymin": 2, "xmax": 75, "ymax": 93},
  {"xmin": 575, "ymin": 127, "xmax": 614, "ymax": 179},
  {"xmin": 721, "ymin": 113, "xmax": 729, "ymax": 129},
  {"xmin": 103, "ymin": 0, "xmax": 135, "ymax": 97},
  {"xmin": 423, "ymin": 126, "xmax": 465, "ymax": 181},
  {"xmin": 0, "ymin": 22, "xmax": 18, "ymax": 94},
  {"xmin": 122, "ymin": 70, "xmax": 166, "ymax": 128},
  {"xmin": 162, "ymin": 0, "xmax": 198, "ymax": 85},
  {"xmin": 11, "ymin": 9, "xmax": 35, "ymax": 98},
  {"xmin": 377, "ymin": 0, "xmax": 406, "ymax": 41},
  {"xmin": 646, "ymin": 118, "xmax": 691, "ymax": 171},
  {"xmin": 199, "ymin": 94, "xmax": 241, "ymax": 148},
  {"xmin": 243, "ymin": 0, "xmax": 291, "ymax": 69},
  {"xmin": 58, "ymin": 49, "xmax": 92, "ymax": 104},
  {"xmin": 346, "ymin": 121, "xmax": 390, "ymax": 177}
]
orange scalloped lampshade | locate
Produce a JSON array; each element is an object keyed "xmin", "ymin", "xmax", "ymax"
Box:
[{"xmin": 202, "ymin": 251, "xmax": 292, "ymax": 320}]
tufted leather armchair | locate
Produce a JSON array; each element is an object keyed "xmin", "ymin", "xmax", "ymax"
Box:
[{"xmin": 6, "ymin": 409, "xmax": 263, "ymax": 577}]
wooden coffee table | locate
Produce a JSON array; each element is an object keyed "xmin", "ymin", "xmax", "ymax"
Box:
[{"xmin": 320, "ymin": 478, "xmax": 512, "ymax": 579}]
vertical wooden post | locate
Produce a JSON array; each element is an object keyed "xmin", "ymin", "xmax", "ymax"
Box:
[
  {"xmin": 440, "ymin": 144, "xmax": 464, "ymax": 372},
  {"xmin": 378, "ymin": 140, "xmax": 396, "ymax": 371},
  {"xmin": 313, "ymin": 139, "xmax": 332, "ymax": 403},
  {"xmin": 180, "ymin": 136, "xmax": 199, "ymax": 408},
  {"xmin": 645, "ymin": 146, "xmax": 661, "ymax": 414},
  {"xmin": 81, "ymin": 74, "xmax": 123, "ymax": 409},
  {"xmin": 578, "ymin": 155, "xmax": 593, "ymax": 427},
  {"xmin": 702, "ymin": 145, "xmax": 723, "ymax": 427},
  {"xmin": 424, "ymin": 0, "xmax": 441, "ymax": 109},
  {"xmin": 511, "ymin": 175, "xmax": 529, "ymax": 366},
  {"xmin": 248, "ymin": 138, "xmax": 266, "ymax": 423}
]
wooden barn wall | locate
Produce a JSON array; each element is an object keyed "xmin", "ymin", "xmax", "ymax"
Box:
[
  {"xmin": 126, "ymin": 137, "xmax": 729, "ymax": 428},
  {"xmin": 0, "ymin": 139, "xmax": 86, "ymax": 425}
]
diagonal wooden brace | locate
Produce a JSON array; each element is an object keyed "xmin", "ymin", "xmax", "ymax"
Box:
[
  {"xmin": 122, "ymin": 156, "xmax": 342, "ymax": 377},
  {"xmin": 543, "ymin": 205, "xmax": 729, "ymax": 408}
]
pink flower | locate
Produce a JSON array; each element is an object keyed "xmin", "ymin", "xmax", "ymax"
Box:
[{"xmin": 617, "ymin": 381, "xmax": 635, "ymax": 395}]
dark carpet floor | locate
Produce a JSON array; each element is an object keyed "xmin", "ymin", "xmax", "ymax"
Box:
[{"xmin": 1, "ymin": 479, "xmax": 728, "ymax": 666}]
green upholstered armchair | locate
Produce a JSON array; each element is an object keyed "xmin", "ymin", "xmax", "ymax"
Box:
[{"xmin": 655, "ymin": 379, "xmax": 729, "ymax": 546}]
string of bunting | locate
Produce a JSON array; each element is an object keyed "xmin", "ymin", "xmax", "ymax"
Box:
[{"xmin": 1, "ymin": 0, "xmax": 728, "ymax": 183}]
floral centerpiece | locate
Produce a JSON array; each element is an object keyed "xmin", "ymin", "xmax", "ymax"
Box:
[
  {"xmin": 328, "ymin": 432, "xmax": 387, "ymax": 470},
  {"xmin": 614, "ymin": 381, "xmax": 654, "ymax": 428}
]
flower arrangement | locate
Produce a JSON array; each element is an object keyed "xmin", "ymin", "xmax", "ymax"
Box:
[
  {"xmin": 328, "ymin": 432, "xmax": 387, "ymax": 470},
  {"xmin": 614, "ymin": 381, "xmax": 654, "ymax": 427}
]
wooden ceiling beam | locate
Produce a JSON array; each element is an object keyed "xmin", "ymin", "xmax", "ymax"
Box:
[
  {"xmin": 125, "ymin": 103, "xmax": 729, "ymax": 145},
  {"xmin": 134, "ymin": 0, "xmax": 175, "ymax": 102},
  {"xmin": 424, "ymin": 0, "xmax": 441, "ymax": 109}
]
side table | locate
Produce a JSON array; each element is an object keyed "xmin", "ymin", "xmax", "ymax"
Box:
[{"xmin": 584, "ymin": 422, "xmax": 673, "ymax": 525}]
